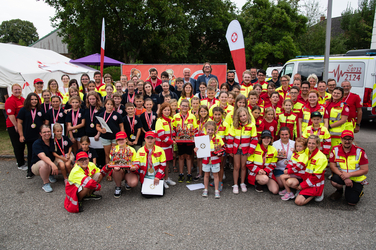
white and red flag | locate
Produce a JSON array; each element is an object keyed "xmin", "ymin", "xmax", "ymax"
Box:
[
  {"xmin": 226, "ymin": 20, "xmax": 246, "ymax": 83},
  {"xmin": 100, "ymin": 18, "xmax": 105, "ymax": 78}
]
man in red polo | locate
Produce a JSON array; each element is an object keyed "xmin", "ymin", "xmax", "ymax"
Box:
[
  {"xmin": 254, "ymin": 69, "xmax": 268, "ymax": 92},
  {"xmin": 146, "ymin": 68, "xmax": 162, "ymax": 91},
  {"xmin": 341, "ymin": 81, "xmax": 362, "ymax": 133},
  {"xmin": 296, "ymin": 81, "xmax": 310, "ymax": 104},
  {"xmin": 329, "ymin": 130, "xmax": 368, "ymax": 205},
  {"xmin": 93, "ymin": 71, "xmax": 106, "ymax": 96}
]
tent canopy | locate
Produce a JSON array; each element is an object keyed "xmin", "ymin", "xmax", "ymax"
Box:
[
  {"xmin": 70, "ymin": 53, "xmax": 124, "ymax": 66},
  {"xmin": 0, "ymin": 43, "xmax": 96, "ymax": 97}
]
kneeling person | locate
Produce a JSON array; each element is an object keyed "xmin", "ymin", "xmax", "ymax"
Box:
[
  {"xmin": 134, "ymin": 131, "xmax": 166, "ymax": 198},
  {"xmin": 65, "ymin": 152, "xmax": 104, "ymax": 213},
  {"xmin": 329, "ymin": 130, "xmax": 369, "ymax": 205}
]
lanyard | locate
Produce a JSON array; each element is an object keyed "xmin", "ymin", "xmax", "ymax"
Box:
[
  {"xmin": 127, "ymin": 115, "xmax": 136, "ymax": 134},
  {"xmin": 180, "ymin": 113, "xmax": 187, "ymax": 127},
  {"xmin": 343, "ymin": 92, "xmax": 351, "ymax": 103},
  {"xmin": 43, "ymin": 103, "xmax": 51, "ymax": 113},
  {"xmin": 310, "ymin": 127, "xmax": 321, "ymax": 136},
  {"xmin": 145, "ymin": 112, "xmax": 153, "ymax": 130},
  {"xmin": 53, "ymin": 107, "xmax": 61, "ymax": 123},
  {"xmin": 117, "ymin": 105, "xmax": 122, "ymax": 113},
  {"xmin": 128, "ymin": 92, "xmax": 135, "ymax": 103},
  {"xmin": 55, "ymin": 137, "xmax": 65, "ymax": 157},
  {"xmin": 30, "ymin": 108, "xmax": 37, "ymax": 124},
  {"xmin": 72, "ymin": 110, "xmax": 80, "ymax": 126},
  {"xmin": 281, "ymin": 141, "xmax": 290, "ymax": 156},
  {"xmin": 90, "ymin": 106, "xmax": 96, "ymax": 122},
  {"xmin": 104, "ymin": 111, "xmax": 113, "ymax": 123},
  {"xmin": 208, "ymin": 98, "xmax": 215, "ymax": 108}
]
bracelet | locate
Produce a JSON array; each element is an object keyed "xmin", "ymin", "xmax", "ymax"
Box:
[{"xmin": 356, "ymin": 123, "xmax": 360, "ymax": 126}]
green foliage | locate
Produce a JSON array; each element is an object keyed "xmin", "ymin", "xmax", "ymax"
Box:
[
  {"xmin": 0, "ymin": 19, "xmax": 39, "ymax": 45},
  {"xmin": 44, "ymin": 0, "xmax": 236, "ymax": 66},
  {"xmin": 103, "ymin": 66, "xmax": 121, "ymax": 81},
  {"xmin": 341, "ymin": 0, "xmax": 376, "ymax": 50},
  {"xmin": 240, "ymin": 0, "xmax": 307, "ymax": 69}
]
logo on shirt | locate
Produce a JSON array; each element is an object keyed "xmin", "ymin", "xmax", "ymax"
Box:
[
  {"xmin": 78, "ymin": 113, "xmax": 82, "ymax": 118},
  {"xmin": 7, "ymin": 109, "xmax": 12, "ymax": 114},
  {"xmin": 269, "ymin": 126, "xmax": 274, "ymax": 132},
  {"xmin": 88, "ymin": 153, "xmax": 92, "ymax": 158},
  {"xmin": 59, "ymin": 113, "xmax": 63, "ymax": 117},
  {"xmin": 37, "ymin": 112, "xmax": 42, "ymax": 116},
  {"xmin": 63, "ymin": 140, "xmax": 68, "ymax": 146},
  {"xmin": 118, "ymin": 110, "xmax": 123, "ymax": 114},
  {"xmin": 345, "ymin": 107, "xmax": 349, "ymax": 112},
  {"xmin": 113, "ymin": 115, "xmax": 117, "ymax": 120}
]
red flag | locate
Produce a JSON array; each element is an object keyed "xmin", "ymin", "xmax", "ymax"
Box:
[
  {"xmin": 226, "ymin": 20, "xmax": 246, "ymax": 83},
  {"xmin": 100, "ymin": 18, "xmax": 105, "ymax": 78}
]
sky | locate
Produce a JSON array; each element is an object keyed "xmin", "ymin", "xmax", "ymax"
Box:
[{"xmin": 0, "ymin": 0, "xmax": 362, "ymax": 38}]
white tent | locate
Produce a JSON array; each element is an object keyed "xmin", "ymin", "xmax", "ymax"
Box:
[{"xmin": 0, "ymin": 43, "xmax": 96, "ymax": 97}]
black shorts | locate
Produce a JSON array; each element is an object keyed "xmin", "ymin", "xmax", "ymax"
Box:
[
  {"xmin": 331, "ymin": 174, "xmax": 364, "ymax": 204},
  {"xmin": 177, "ymin": 143, "xmax": 194, "ymax": 156}
]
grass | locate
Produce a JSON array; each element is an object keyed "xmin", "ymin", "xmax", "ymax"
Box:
[{"xmin": 0, "ymin": 112, "xmax": 23, "ymax": 156}]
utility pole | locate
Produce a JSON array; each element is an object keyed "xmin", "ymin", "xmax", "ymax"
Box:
[{"xmin": 323, "ymin": 0, "xmax": 332, "ymax": 82}]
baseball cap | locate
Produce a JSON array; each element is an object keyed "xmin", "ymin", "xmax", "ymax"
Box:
[
  {"xmin": 76, "ymin": 152, "xmax": 89, "ymax": 161},
  {"xmin": 261, "ymin": 130, "xmax": 272, "ymax": 139},
  {"xmin": 34, "ymin": 78, "xmax": 44, "ymax": 84},
  {"xmin": 145, "ymin": 131, "xmax": 156, "ymax": 138},
  {"xmin": 116, "ymin": 131, "xmax": 127, "ymax": 140},
  {"xmin": 311, "ymin": 111, "xmax": 322, "ymax": 118},
  {"xmin": 341, "ymin": 130, "xmax": 354, "ymax": 139}
]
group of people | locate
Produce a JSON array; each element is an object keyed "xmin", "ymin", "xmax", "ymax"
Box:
[{"xmin": 4, "ymin": 62, "xmax": 369, "ymax": 213}]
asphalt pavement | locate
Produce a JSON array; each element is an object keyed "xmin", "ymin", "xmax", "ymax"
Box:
[{"xmin": 1, "ymin": 122, "xmax": 376, "ymax": 249}]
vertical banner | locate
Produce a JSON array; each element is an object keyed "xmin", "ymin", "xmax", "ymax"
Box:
[
  {"xmin": 100, "ymin": 18, "xmax": 105, "ymax": 78},
  {"xmin": 226, "ymin": 20, "xmax": 246, "ymax": 83}
]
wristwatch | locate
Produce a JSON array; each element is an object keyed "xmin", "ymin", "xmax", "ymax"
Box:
[{"xmin": 356, "ymin": 123, "xmax": 360, "ymax": 127}]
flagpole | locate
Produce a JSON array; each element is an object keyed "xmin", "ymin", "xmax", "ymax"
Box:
[{"xmin": 100, "ymin": 18, "xmax": 105, "ymax": 79}]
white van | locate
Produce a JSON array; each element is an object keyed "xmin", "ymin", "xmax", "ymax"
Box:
[{"xmin": 279, "ymin": 49, "xmax": 376, "ymax": 121}]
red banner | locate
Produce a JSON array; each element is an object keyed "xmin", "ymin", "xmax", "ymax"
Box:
[{"xmin": 121, "ymin": 64, "xmax": 227, "ymax": 84}]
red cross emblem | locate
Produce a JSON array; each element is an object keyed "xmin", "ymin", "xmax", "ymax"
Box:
[{"xmin": 231, "ymin": 32, "xmax": 238, "ymax": 43}]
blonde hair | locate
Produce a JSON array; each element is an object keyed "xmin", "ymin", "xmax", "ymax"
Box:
[
  {"xmin": 53, "ymin": 123, "xmax": 63, "ymax": 131},
  {"xmin": 233, "ymin": 107, "xmax": 252, "ymax": 128}
]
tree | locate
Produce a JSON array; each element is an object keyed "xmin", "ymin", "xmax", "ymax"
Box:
[
  {"xmin": 341, "ymin": 0, "xmax": 376, "ymax": 50},
  {"xmin": 44, "ymin": 0, "xmax": 236, "ymax": 65},
  {"xmin": 240, "ymin": 0, "xmax": 307, "ymax": 69},
  {"xmin": 299, "ymin": 0, "xmax": 326, "ymax": 27},
  {"xmin": 0, "ymin": 19, "xmax": 39, "ymax": 45}
]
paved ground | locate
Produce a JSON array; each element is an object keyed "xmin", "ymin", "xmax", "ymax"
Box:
[{"xmin": 1, "ymin": 122, "xmax": 376, "ymax": 249}]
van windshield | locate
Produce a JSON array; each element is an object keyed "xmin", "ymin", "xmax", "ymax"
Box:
[
  {"xmin": 298, "ymin": 62, "xmax": 324, "ymax": 81},
  {"xmin": 280, "ymin": 63, "xmax": 294, "ymax": 78}
]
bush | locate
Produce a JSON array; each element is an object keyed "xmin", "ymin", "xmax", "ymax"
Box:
[{"xmin": 103, "ymin": 66, "xmax": 121, "ymax": 81}]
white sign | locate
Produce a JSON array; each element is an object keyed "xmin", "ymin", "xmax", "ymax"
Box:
[
  {"xmin": 328, "ymin": 62, "xmax": 365, "ymax": 87},
  {"xmin": 194, "ymin": 135, "xmax": 211, "ymax": 158}
]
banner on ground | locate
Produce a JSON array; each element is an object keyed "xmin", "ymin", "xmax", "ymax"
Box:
[{"xmin": 121, "ymin": 64, "xmax": 227, "ymax": 84}]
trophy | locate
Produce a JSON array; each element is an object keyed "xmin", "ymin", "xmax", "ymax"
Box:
[
  {"xmin": 213, "ymin": 138, "xmax": 224, "ymax": 155},
  {"xmin": 107, "ymin": 147, "xmax": 133, "ymax": 168},
  {"xmin": 277, "ymin": 149, "xmax": 287, "ymax": 159},
  {"xmin": 175, "ymin": 123, "xmax": 194, "ymax": 143}
]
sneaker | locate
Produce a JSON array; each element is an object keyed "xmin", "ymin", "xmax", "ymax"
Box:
[
  {"xmin": 279, "ymin": 189, "xmax": 288, "ymax": 196},
  {"xmin": 78, "ymin": 201, "xmax": 84, "ymax": 212},
  {"xmin": 329, "ymin": 190, "xmax": 343, "ymax": 201},
  {"xmin": 42, "ymin": 183, "xmax": 53, "ymax": 193},
  {"xmin": 315, "ymin": 191, "xmax": 324, "ymax": 202},
  {"xmin": 124, "ymin": 183, "xmax": 131, "ymax": 190},
  {"xmin": 328, "ymin": 174, "xmax": 333, "ymax": 180},
  {"xmin": 281, "ymin": 192, "xmax": 295, "ymax": 201},
  {"xmin": 84, "ymin": 193, "xmax": 102, "ymax": 201},
  {"xmin": 26, "ymin": 171, "xmax": 34, "ymax": 179},
  {"xmin": 193, "ymin": 174, "xmax": 202, "ymax": 181},
  {"xmin": 232, "ymin": 185, "xmax": 239, "ymax": 194},
  {"xmin": 222, "ymin": 172, "xmax": 226, "ymax": 180},
  {"xmin": 166, "ymin": 178, "xmax": 176, "ymax": 186},
  {"xmin": 215, "ymin": 190, "xmax": 220, "ymax": 199},
  {"xmin": 186, "ymin": 174, "xmax": 193, "ymax": 183},
  {"xmin": 240, "ymin": 183, "xmax": 247, "ymax": 193},
  {"xmin": 114, "ymin": 186, "xmax": 122, "ymax": 198},
  {"xmin": 255, "ymin": 184, "xmax": 263, "ymax": 193},
  {"xmin": 178, "ymin": 174, "xmax": 184, "ymax": 183},
  {"xmin": 164, "ymin": 181, "xmax": 169, "ymax": 189},
  {"xmin": 295, "ymin": 190, "xmax": 300, "ymax": 197},
  {"xmin": 49, "ymin": 175, "xmax": 57, "ymax": 183},
  {"xmin": 209, "ymin": 182, "xmax": 214, "ymax": 187},
  {"xmin": 218, "ymin": 182, "xmax": 223, "ymax": 192},
  {"xmin": 18, "ymin": 164, "xmax": 28, "ymax": 171},
  {"xmin": 202, "ymin": 189, "xmax": 208, "ymax": 197}
]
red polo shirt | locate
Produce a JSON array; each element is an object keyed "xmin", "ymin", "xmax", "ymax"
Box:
[
  {"xmin": 5, "ymin": 95, "xmax": 25, "ymax": 128},
  {"xmin": 146, "ymin": 78, "xmax": 162, "ymax": 90},
  {"xmin": 342, "ymin": 92, "xmax": 362, "ymax": 122}
]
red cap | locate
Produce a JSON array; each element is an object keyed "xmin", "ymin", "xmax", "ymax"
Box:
[
  {"xmin": 116, "ymin": 131, "xmax": 127, "ymax": 140},
  {"xmin": 341, "ymin": 130, "xmax": 354, "ymax": 139},
  {"xmin": 76, "ymin": 152, "xmax": 89, "ymax": 161},
  {"xmin": 145, "ymin": 131, "xmax": 156, "ymax": 138},
  {"xmin": 34, "ymin": 78, "xmax": 44, "ymax": 84}
]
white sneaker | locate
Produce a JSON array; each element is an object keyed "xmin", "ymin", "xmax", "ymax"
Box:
[
  {"xmin": 166, "ymin": 178, "xmax": 176, "ymax": 186},
  {"xmin": 315, "ymin": 191, "xmax": 324, "ymax": 202},
  {"xmin": 232, "ymin": 185, "xmax": 239, "ymax": 194},
  {"xmin": 18, "ymin": 164, "xmax": 28, "ymax": 171},
  {"xmin": 240, "ymin": 183, "xmax": 247, "ymax": 193},
  {"xmin": 222, "ymin": 172, "xmax": 226, "ymax": 180},
  {"xmin": 163, "ymin": 181, "xmax": 169, "ymax": 189}
]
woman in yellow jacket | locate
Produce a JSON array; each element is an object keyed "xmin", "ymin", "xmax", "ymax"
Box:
[{"xmin": 246, "ymin": 130, "xmax": 279, "ymax": 194}]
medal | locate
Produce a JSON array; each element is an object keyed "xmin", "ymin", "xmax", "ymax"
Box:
[
  {"xmin": 148, "ymin": 168, "xmax": 154, "ymax": 174},
  {"xmin": 30, "ymin": 108, "xmax": 37, "ymax": 128},
  {"xmin": 73, "ymin": 129, "xmax": 78, "ymax": 133},
  {"xmin": 145, "ymin": 112, "xmax": 153, "ymax": 130},
  {"xmin": 128, "ymin": 115, "xmax": 136, "ymax": 136},
  {"xmin": 53, "ymin": 107, "xmax": 61, "ymax": 123},
  {"xmin": 31, "ymin": 123, "xmax": 36, "ymax": 128},
  {"xmin": 90, "ymin": 123, "xmax": 94, "ymax": 128},
  {"xmin": 130, "ymin": 134, "xmax": 136, "ymax": 140}
]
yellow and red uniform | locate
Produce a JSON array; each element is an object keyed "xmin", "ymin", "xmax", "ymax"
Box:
[
  {"xmin": 302, "ymin": 126, "xmax": 331, "ymax": 155},
  {"xmin": 276, "ymin": 111, "xmax": 298, "ymax": 139},
  {"xmin": 240, "ymin": 83, "xmax": 253, "ymax": 97},
  {"xmin": 227, "ymin": 122, "xmax": 258, "ymax": 155},
  {"xmin": 299, "ymin": 103, "xmax": 328, "ymax": 133},
  {"xmin": 200, "ymin": 98, "xmax": 219, "ymax": 109},
  {"xmin": 276, "ymin": 85, "xmax": 291, "ymax": 101},
  {"xmin": 134, "ymin": 145, "xmax": 166, "ymax": 184},
  {"xmin": 246, "ymin": 143, "xmax": 278, "ymax": 185},
  {"xmin": 325, "ymin": 100, "xmax": 350, "ymax": 148},
  {"xmin": 202, "ymin": 134, "xmax": 224, "ymax": 165},
  {"xmin": 285, "ymin": 150, "xmax": 309, "ymax": 179}
]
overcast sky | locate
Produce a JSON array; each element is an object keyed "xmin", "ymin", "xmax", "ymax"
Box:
[{"xmin": 0, "ymin": 0, "xmax": 361, "ymax": 38}]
